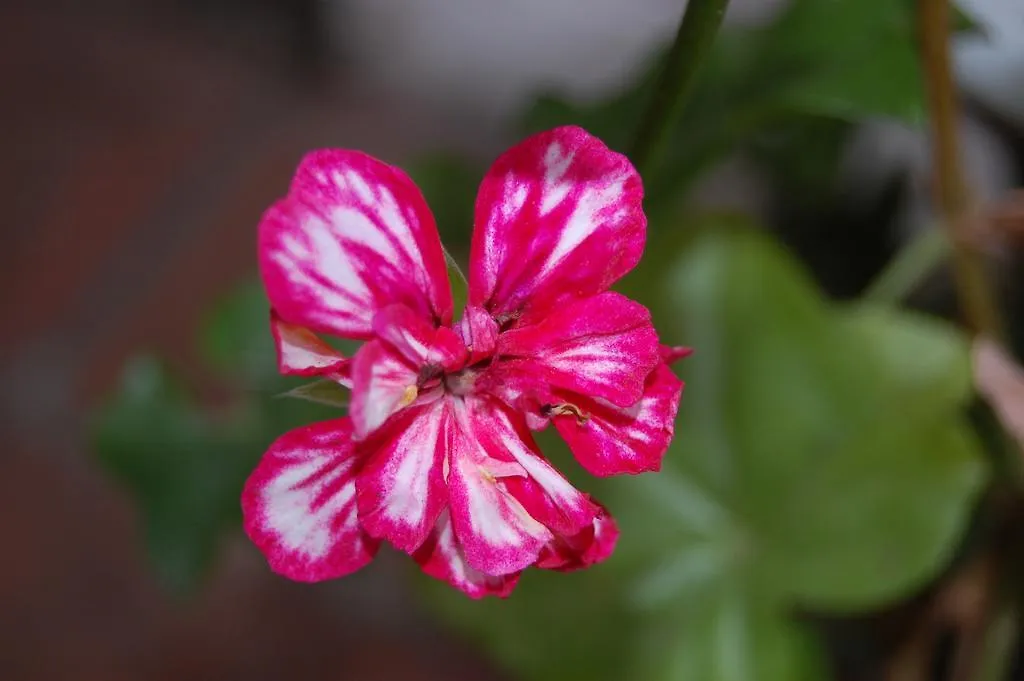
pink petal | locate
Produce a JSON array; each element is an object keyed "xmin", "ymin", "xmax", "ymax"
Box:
[
  {"xmin": 535, "ymin": 508, "xmax": 619, "ymax": 572},
  {"xmin": 973, "ymin": 335, "xmax": 1024, "ymax": 447},
  {"xmin": 660, "ymin": 344, "xmax": 694, "ymax": 366},
  {"xmin": 455, "ymin": 305, "xmax": 499, "ymax": 364},
  {"xmin": 372, "ymin": 303, "xmax": 467, "ymax": 371},
  {"xmin": 259, "ymin": 149, "xmax": 452, "ymax": 340},
  {"xmin": 355, "ymin": 401, "xmax": 449, "ymax": 553},
  {"xmin": 271, "ymin": 310, "xmax": 351, "ymax": 382},
  {"xmin": 552, "ymin": 363, "xmax": 683, "ymax": 476},
  {"xmin": 497, "ymin": 292, "xmax": 661, "ymax": 407},
  {"xmin": 480, "ymin": 403, "xmax": 599, "ymax": 536},
  {"xmin": 474, "ymin": 358, "xmax": 548, "ymax": 420},
  {"xmin": 447, "ymin": 399, "xmax": 553, "ymax": 575},
  {"xmin": 468, "ymin": 126, "xmax": 645, "ymax": 323},
  {"xmin": 241, "ymin": 418, "xmax": 378, "ymax": 582},
  {"xmin": 414, "ymin": 509, "xmax": 521, "ymax": 599},
  {"xmin": 349, "ymin": 340, "xmax": 420, "ymax": 439}
]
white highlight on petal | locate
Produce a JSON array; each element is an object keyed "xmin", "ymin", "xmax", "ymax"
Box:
[
  {"xmin": 335, "ymin": 206, "xmax": 397, "ymax": 262},
  {"xmin": 280, "ymin": 343, "xmax": 337, "ymax": 372},
  {"xmin": 459, "ymin": 456, "xmax": 544, "ymax": 549},
  {"xmin": 543, "ymin": 142, "xmax": 574, "ymax": 184},
  {"xmin": 400, "ymin": 329, "xmax": 431, "ymax": 360},
  {"xmin": 503, "ymin": 181, "xmax": 529, "ymax": 220},
  {"xmin": 539, "ymin": 176, "xmax": 626, "ymax": 276},
  {"xmin": 352, "ymin": 170, "xmax": 376, "ymax": 204},
  {"xmin": 449, "ymin": 398, "xmax": 549, "ymax": 564},
  {"xmin": 381, "ymin": 402, "xmax": 445, "ymax": 527},
  {"xmin": 272, "ymin": 315, "xmax": 349, "ymax": 378},
  {"xmin": 362, "ymin": 354, "xmax": 417, "ymax": 434},
  {"xmin": 380, "ymin": 187, "xmax": 427, "ymax": 273},
  {"xmin": 539, "ymin": 142, "xmax": 575, "ymax": 215},
  {"xmin": 425, "ymin": 508, "xmax": 505, "ymax": 594},
  {"xmin": 262, "ymin": 457, "xmax": 357, "ymax": 560},
  {"xmin": 487, "ymin": 407, "xmax": 586, "ymax": 513}
]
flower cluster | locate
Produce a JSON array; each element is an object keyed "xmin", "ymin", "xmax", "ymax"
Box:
[{"xmin": 242, "ymin": 126, "xmax": 686, "ymax": 597}]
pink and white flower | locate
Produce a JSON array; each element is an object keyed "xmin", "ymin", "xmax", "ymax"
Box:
[{"xmin": 243, "ymin": 126, "xmax": 686, "ymax": 598}]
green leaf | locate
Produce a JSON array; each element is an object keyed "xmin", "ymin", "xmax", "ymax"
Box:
[
  {"xmin": 446, "ymin": 250, "xmax": 469, "ymax": 321},
  {"xmin": 92, "ymin": 357, "xmax": 265, "ymax": 594},
  {"xmin": 630, "ymin": 587, "xmax": 828, "ymax": 681},
  {"xmin": 420, "ymin": 564, "xmax": 640, "ymax": 681},
  {"xmin": 763, "ymin": 0, "xmax": 927, "ymax": 123},
  {"xmin": 630, "ymin": 225, "xmax": 986, "ymax": 611},
  {"xmin": 406, "ymin": 153, "xmax": 479, "ymax": 245},
  {"xmin": 95, "ymin": 313, "xmax": 346, "ymax": 594},
  {"xmin": 407, "ymin": 152, "xmax": 476, "ymax": 318},
  {"xmin": 278, "ymin": 378, "xmax": 350, "ymax": 409},
  {"xmin": 200, "ymin": 280, "xmax": 359, "ymax": 390},
  {"xmin": 844, "ymin": 305, "xmax": 973, "ymax": 411},
  {"xmin": 200, "ymin": 281, "xmax": 276, "ymax": 385}
]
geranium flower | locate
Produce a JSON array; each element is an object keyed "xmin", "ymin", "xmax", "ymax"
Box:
[{"xmin": 242, "ymin": 126, "xmax": 686, "ymax": 598}]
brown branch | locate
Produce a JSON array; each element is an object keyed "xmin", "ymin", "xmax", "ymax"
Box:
[{"xmin": 918, "ymin": 0, "xmax": 1005, "ymax": 339}]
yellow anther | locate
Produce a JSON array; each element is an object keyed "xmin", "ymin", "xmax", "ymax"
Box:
[
  {"xmin": 548, "ymin": 403, "xmax": 589, "ymax": 425},
  {"xmin": 398, "ymin": 385, "xmax": 419, "ymax": 408}
]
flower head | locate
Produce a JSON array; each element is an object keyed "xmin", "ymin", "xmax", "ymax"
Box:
[{"xmin": 243, "ymin": 126, "xmax": 687, "ymax": 598}]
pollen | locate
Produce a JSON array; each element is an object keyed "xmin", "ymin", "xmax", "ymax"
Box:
[{"xmin": 398, "ymin": 385, "xmax": 419, "ymax": 408}]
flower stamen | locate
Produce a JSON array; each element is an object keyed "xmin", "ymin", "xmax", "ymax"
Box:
[
  {"xmin": 544, "ymin": 402, "xmax": 590, "ymax": 425},
  {"xmin": 398, "ymin": 385, "xmax": 419, "ymax": 408}
]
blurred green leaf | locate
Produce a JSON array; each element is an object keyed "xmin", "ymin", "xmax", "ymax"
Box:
[
  {"xmin": 952, "ymin": 4, "xmax": 983, "ymax": 33},
  {"xmin": 201, "ymin": 281, "xmax": 276, "ymax": 385},
  {"xmin": 764, "ymin": 0, "xmax": 926, "ymax": 123},
  {"xmin": 97, "ymin": 283, "xmax": 351, "ymax": 594},
  {"xmin": 631, "ymin": 226, "xmax": 985, "ymax": 611},
  {"xmin": 446, "ymin": 252, "xmax": 469, "ymax": 321},
  {"xmin": 407, "ymin": 153, "xmax": 480, "ymax": 245},
  {"xmin": 408, "ymin": 153, "xmax": 477, "ymax": 318},
  {"xmin": 422, "ymin": 566, "xmax": 638, "ymax": 681},
  {"xmin": 92, "ymin": 357, "xmax": 264, "ymax": 593},
  {"xmin": 278, "ymin": 379, "xmax": 350, "ymax": 409},
  {"xmin": 630, "ymin": 587, "xmax": 828, "ymax": 681},
  {"xmin": 200, "ymin": 281, "xmax": 359, "ymax": 387}
]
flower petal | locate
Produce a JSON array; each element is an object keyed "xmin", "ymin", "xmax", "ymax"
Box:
[
  {"xmin": 469, "ymin": 126, "xmax": 645, "ymax": 322},
  {"xmin": 497, "ymin": 292, "xmax": 661, "ymax": 407},
  {"xmin": 349, "ymin": 340, "xmax": 420, "ymax": 439},
  {"xmin": 259, "ymin": 149, "xmax": 452, "ymax": 339},
  {"xmin": 455, "ymin": 305, "xmax": 499, "ymax": 364},
  {"xmin": 447, "ymin": 399, "xmax": 553, "ymax": 575},
  {"xmin": 552, "ymin": 363, "xmax": 683, "ymax": 476},
  {"xmin": 480, "ymin": 402, "xmax": 599, "ymax": 536},
  {"xmin": 535, "ymin": 508, "xmax": 619, "ymax": 572},
  {"xmin": 356, "ymin": 401, "xmax": 449, "ymax": 553},
  {"xmin": 372, "ymin": 303, "xmax": 467, "ymax": 371},
  {"xmin": 271, "ymin": 310, "xmax": 351, "ymax": 382},
  {"xmin": 241, "ymin": 418, "xmax": 378, "ymax": 582},
  {"xmin": 414, "ymin": 509, "xmax": 521, "ymax": 598}
]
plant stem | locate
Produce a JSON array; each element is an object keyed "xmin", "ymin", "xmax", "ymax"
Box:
[
  {"xmin": 630, "ymin": 0, "xmax": 732, "ymax": 178},
  {"xmin": 863, "ymin": 228, "xmax": 950, "ymax": 305},
  {"xmin": 918, "ymin": 0, "xmax": 1004, "ymax": 339}
]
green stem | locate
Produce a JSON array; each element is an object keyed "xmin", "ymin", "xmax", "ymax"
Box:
[
  {"xmin": 863, "ymin": 228, "xmax": 950, "ymax": 305},
  {"xmin": 630, "ymin": 0, "xmax": 732, "ymax": 178}
]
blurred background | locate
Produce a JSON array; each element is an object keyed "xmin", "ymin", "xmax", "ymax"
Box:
[{"xmin": 2, "ymin": 0, "xmax": 1023, "ymax": 679}]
